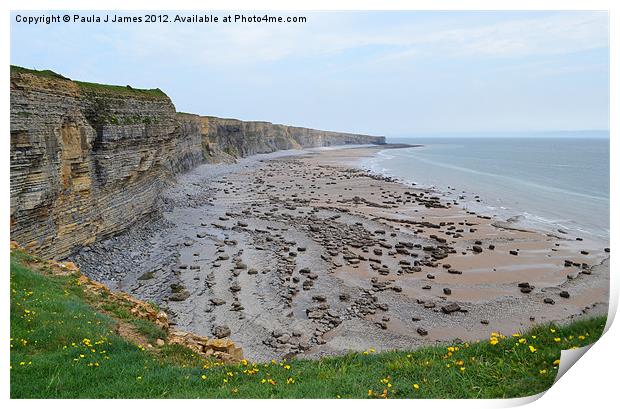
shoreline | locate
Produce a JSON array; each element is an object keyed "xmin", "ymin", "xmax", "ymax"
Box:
[
  {"xmin": 356, "ymin": 142, "xmax": 610, "ymax": 245},
  {"xmin": 73, "ymin": 144, "xmax": 609, "ymax": 362}
]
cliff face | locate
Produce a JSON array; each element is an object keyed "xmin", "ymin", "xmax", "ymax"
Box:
[
  {"xmin": 10, "ymin": 67, "xmax": 385, "ymax": 259},
  {"xmin": 177, "ymin": 114, "xmax": 385, "ymax": 160}
]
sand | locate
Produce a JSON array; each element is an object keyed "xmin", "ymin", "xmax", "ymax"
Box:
[{"xmin": 74, "ymin": 145, "xmax": 610, "ymax": 362}]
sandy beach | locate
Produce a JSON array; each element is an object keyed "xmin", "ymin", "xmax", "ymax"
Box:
[{"xmin": 74, "ymin": 145, "xmax": 610, "ymax": 362}]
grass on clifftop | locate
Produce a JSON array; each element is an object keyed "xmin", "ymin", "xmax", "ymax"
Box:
[
  {"xmin": 11, "ymin": 65, "xmax": 168, "ymax": 99},
  {"xmin": 10, "ymin": 249, "xmax": 606, "ymax": 399},
  {"xmin": 10, "ymin": 65, "xmax": 71, "ymax": 80}
]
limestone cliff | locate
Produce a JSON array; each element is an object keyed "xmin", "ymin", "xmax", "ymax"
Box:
[
  {"xmin": 10, "ymin": 66, "xmax": 385, "ymax": 259},
  {"xmin": 177, "ymin": 114, "xmax": 385, "ymax": 162}
]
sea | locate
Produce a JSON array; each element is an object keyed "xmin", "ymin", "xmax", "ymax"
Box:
[{"xmin": 359, "ymin": 132, "xmax": 610, "ymax": 243}]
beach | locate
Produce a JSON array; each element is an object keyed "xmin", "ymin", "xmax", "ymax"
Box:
[{"xmin": 74, "ymin": 145, "xmax": 610, "ymax": 362}]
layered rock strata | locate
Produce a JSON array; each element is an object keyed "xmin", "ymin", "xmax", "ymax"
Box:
[{"xmin": 10, "ymin": 67, "xmax": 384, "ymax": 259}]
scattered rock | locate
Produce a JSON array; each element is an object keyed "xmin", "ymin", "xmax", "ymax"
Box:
[
  {"xmin": 441, "ymin": 303, "xmax": 461, "ymax": 314},
  {"xmin": 375, "ymin": 321, "xmax": 388, "ymax": 330},
  {"xmin": 213, "ymin": 325, "xmax": 231, "ymax": 339},
  {"xmin": 138, "ymin": 271, "xmax": 155, "ymax": 280}
]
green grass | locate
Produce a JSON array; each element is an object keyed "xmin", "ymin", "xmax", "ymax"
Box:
[
  {"xmin": 11, "ymin": 65, "xmax": 167, "ymax": 99},
  {"xmin": 75, "ymin": 80, "xmax": 167, "ymax": 99},
  {"xmin": 10, "ymin": 250, "xmax": 607, "ymax": 398},
  {"xmin": 10, "ymin": 65, "xmax": 70, "ymax": 80}
]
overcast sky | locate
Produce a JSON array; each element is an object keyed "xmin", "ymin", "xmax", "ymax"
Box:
[{"xmin": 11, "ymin": 11, "xmax": 609, "ymax": 137}]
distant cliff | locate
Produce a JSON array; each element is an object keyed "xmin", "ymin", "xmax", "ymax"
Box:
[
  {"xmin": 177, "ymin": 114, "xmax": 384, "ymax": 161},
  {"xmin": 10, "ymin": 66, "xmax": 385, "ymax": 258}
]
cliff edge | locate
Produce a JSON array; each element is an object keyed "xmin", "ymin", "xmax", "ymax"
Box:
[{"xmin": 10, "ymin": 66, "xmax": 385, "ymax": 259}]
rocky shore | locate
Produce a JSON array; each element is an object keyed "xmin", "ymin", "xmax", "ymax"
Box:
[
  {"xmin": 10, "ymin": 66, "xmax": 384, "ymax": 260},
  {"xmin": 73, "ymin": 146, "xmax": 609, "ymax": 362}
]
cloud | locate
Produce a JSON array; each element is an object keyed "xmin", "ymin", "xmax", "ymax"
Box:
[
  {"xmin": 375, "ymin": 12, "xmax": 609, "ymax": 64},
  {"xmin": 101, "ymin": 11, "xmax": 608, "ymax": 68}
]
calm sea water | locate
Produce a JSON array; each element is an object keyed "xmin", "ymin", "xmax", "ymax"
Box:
[{"xmin": 360, "ymin": 134, "xmax": 610, "ymax": 242}]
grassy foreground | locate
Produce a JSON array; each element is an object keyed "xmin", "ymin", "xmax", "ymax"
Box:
[{"xmin": 10, "ymin": 250, "xmax": 606, "ymax": 399}]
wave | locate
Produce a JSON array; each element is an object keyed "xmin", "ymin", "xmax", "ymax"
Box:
[
  {"xmin": 360, "ymin": 146, "xmax": 609, "ymax": 242},
  {"xmin": 385, "ymin": 150, "xmax": 609, "ymax": 202}
]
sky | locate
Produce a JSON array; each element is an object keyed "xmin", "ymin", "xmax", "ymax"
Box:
[{"xmin": 10, "ymin": 11, "xmax": 610, "ymax": 137}]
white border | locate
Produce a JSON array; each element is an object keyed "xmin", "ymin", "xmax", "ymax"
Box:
[{"xmin": 2, "ymin": 1, "xmax": 617, "ymax": 408}]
